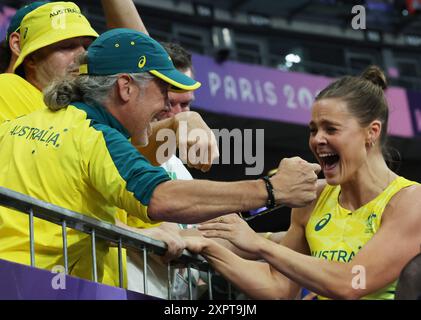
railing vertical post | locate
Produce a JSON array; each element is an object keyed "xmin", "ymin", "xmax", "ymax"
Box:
[
  {"xmin": 167, "ymin": 263, "xmax": 172, "ymax": 300},
  {"xmin": 62, "ymin": 220, "xmax": 68, "ymax": 274},
  {"xmin": 118, "ymin": 238, "xmax": 123, "ymax": 288},
  {"xmin": 143, "ymin": 246, "xmax": 148, "ymax": 295},
  {"xmin": 91, "ymin": 228, "xmax": 97, "ymax": 282},
  {"xmin": 29, "ymin": 207, "xmax": 35, "ymax": 267},
  {"xmin": 187, "ymin": 264, "xmax": 193, "ymax": 300},
  {"xmin": 207, "ymin": 268, "xmax": 213, "ymax": 300}
]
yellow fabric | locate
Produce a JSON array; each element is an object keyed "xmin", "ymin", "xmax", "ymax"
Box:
[
  {"xmin": 102, "ymin": 210, "xmax": 161, "ymax": 288},
  {"xmin": 306, "ymin": 176, "xmax": 418, "ymax": 300},
  {"xmin": 102, "ymin": 247, "xmax": 128, "ymax": 288},
  {"xmin": 0, "ymin": 104, "xmax": 162, "ymax": 283},
  {"xmin": 101, "ymin": 209, "xmax": 161, "ymax": 288},
  {"xmin": 79, "ymin": 64, "xmax": 88, "ymax": 74},
  {"xmin": 100, "ymin": 183, "xmax": 163, "ymax": 287},
  {"xmin": 0, "ymin": 74, "xmax": 44, "ymax": 124},
  {"xmin": 127, "ymin": 215, "xmax": 162, "ymax": 229},
  {"xmin": 102, "ymin": 209, "xmax": 130, "ymax": 288},
  {"xmin": 14, "ymin": 1, "xmax": 98, "ymax": 71}
]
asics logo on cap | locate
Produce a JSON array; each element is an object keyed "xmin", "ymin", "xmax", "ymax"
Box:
[{"xmin": 138, "ymin": 56, "xmax": 146, "ymax": 69}]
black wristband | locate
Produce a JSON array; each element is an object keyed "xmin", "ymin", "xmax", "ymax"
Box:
[{"xmin": 261, "ymin": 176, "xmax": 276, "ymax": 209}]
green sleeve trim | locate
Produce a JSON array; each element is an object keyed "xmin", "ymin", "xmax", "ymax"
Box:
[{"xmin": 92, "ymin": 123, "xmax": 170, "ymax": 205}]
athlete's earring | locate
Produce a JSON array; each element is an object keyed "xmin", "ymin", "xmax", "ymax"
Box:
[{"xmin": 366, "ymin": 139, "xmax": 375, "ymax": 148}]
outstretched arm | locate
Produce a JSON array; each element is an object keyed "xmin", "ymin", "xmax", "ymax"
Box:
[
  {"xmin": 185, "ymin": 207, "xmax": 312, "ymax": 299},
  {"xmin": 115, "ymin": 219, "xmax": 185, "ymax": 263},
  {"xmin": 101, "ymin": 0, "xmax": 149, "ymax": 34},
  {"xmin": 181, "ymin": 226, "xmax": 273, "ymax": 260},
  {"xmin": 185, "ymin": 236, "xmax": 299, "ymax": 299},
  {"xmin": 257, "ymin": 185, "xmax": 421, "ymax": 299},
  {"xmin": 149, "ymin": 157, "xmax": 320, "ymax": 223}
]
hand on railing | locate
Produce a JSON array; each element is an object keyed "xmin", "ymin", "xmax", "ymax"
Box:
[
  {"xmin": 0, "ymin": 187, "xmax": 212, "ymax": 298},
  {"xmin": 115, "ymin": 220, "xmax": 186, "ymax": 263}
]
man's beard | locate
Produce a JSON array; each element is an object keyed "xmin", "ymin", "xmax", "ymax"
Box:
[{"xmin": 66, "ymin": 63, "xmax": 79, "ymax": 77}]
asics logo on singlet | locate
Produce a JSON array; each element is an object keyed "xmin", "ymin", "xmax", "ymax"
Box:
[
  {"xmin": 367, "ymin": 213, "xmax": 377, "ymax": 225},
  {"xmin": 315, "ymin": 213, "xmax": 332, "ymax": 231},
  {"xmin": 365, "ymin": 213, "xmax": 377, "ymax": 233}
]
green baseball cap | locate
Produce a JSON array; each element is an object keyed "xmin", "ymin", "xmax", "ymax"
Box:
[
  {"xmin": 79, "ymin": 28, "xmax": 201, "ymax": 92},
  {"xmin": 6, "ymin": 1, "xmax": 49, "ymax": 41}
]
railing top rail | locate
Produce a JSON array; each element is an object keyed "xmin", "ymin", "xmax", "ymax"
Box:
[{"xmin": 0, "ymin": 186, "xmax": 207, "ymax": 268}]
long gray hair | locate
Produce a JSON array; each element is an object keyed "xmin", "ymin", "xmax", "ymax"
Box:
[{"xmin": 43, "ymin": 52, "xmax": 155, "ymax": 110}]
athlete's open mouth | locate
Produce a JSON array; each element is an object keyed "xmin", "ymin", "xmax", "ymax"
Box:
[{"xmin": 318, "ymin": 153, "xmax": 340, "ymax": 171}]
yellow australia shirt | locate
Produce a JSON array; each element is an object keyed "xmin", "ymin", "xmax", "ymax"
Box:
[
  {"xmin": 0, "ymin": 73, "xmax": 45, "ymax": 124},
  {"xmin": 0, "ymin": 77, "xmax": 153, "ymax": 286},
  {"xmin": 306, "ymin": 176, "xmax": 418, "ymax": 300},
  {"xmin": 0, "ymin": 102, "xmax": 170, "ymax": 283}
]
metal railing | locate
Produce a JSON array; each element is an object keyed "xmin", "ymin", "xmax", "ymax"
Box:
[{"xmin": 0, "ymin": 186, "xmax": 218, "ymax": 300}]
